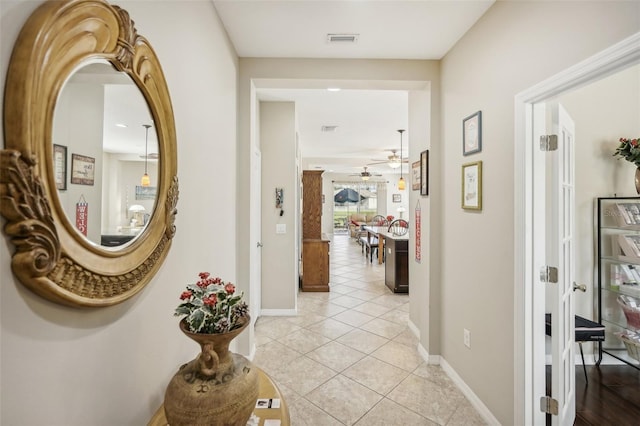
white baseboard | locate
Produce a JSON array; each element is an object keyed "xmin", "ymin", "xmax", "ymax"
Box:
[
  {"xmin": 416, "ymin": 341, "xmax": 441, "ymax": 365},
  {"xmin": 396, "ymin": 319, "xmax": 499, "ymax": 423},
  {"xmin": 544, "ymin": 350, "xmax": 622, "ymax": 366},
  {"xmin": 408, "ymin": 319, "xmax": 420, "ymax": 340},
  {"xmin": 248, "ymin": 343, "xmax": 256, "ymax": 361},
  {"xmin": 260, "ymin": 309, "xmax": 297, "ymax": 316},
  {"xmin": 439, "ymin": 358, "xmax": 501, "ymax": 426},
  {"xmin": 597, "ymin": 352, "xmax": 629, "ymax": 365}
]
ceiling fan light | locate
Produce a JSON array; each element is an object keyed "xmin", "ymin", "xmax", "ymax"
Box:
[
  {"xmin": 361, "ymin": 175, "xmax": 370, "ymax": 181},
  {"xmin": 388, "ymin": 160, "xmax": 401, "ymax": 169}
]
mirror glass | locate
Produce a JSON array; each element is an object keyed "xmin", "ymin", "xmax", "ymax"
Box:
[{"xmin": 52, "ymin": 61, "xmax": 159, "ymax": 249}]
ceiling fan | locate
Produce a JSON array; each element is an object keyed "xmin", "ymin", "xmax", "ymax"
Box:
[
  {"xmin": 350, "ymin": 166, "xmax": 382, "ymax": 181},
  {"xmin": 139, "ymin": 153, "xmax": 159, "ymax": 160},
  {"xmin": 368, "ymin": 149, "xmax": 408, "ymax": 169}
]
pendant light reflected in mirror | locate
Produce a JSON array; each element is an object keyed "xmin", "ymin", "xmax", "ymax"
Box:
[
  {"xmin": 397, "ymin": 129, "xmax": 406, "ymax": 190},
  {"xmin": 141, "ymin": 124, "xmax": 152, "ymax": 187}
]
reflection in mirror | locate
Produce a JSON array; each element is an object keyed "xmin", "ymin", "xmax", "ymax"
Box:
[{"xmin": 53, "ymin": 61, "xmax": 159, "ymax": 248}]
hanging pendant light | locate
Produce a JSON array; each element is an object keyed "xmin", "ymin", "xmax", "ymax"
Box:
[
  {"xmin": 397, "ymin": 129, "xmax": 406, "ymax": 190},
  {"xmin": 141, "ymin": 124, "xmax": 152, "ymax": 187}
]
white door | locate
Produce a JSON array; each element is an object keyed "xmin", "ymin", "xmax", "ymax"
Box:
[
  {"xmin": 546, "ymin": 102, "xmax": 576, "ymax": 426},
  {"xmin": 250, "ymin": 148, "xmax": 262, "ymax": 323}
]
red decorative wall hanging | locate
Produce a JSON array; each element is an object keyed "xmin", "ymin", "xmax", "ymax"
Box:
[{"xmin": 76, "ymin": 195, "xmax": 88, "ymax": 236}]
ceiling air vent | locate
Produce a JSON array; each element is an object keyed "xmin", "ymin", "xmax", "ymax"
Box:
[
  {"xmin": 326, "ymin": 34, "xmax": 359, "ymax": 43},
  {"xmin": 321, "ymin": 125, "xmax": 338, "ymax": 132}
]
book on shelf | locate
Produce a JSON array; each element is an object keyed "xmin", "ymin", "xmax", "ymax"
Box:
[
  {"xmin": 631, "ymin": 265, "xmax": 640, "ymax": 284},
  {"xmin": 615, "ymin": 202, "xmax": 640, "ymax": 226},
  {"xmin": 611, "ymin": 264, "xmax": 622, "ymax": 288},
  {"xmin": 618, "ymin": 234, "xmax": 640, "ymax": 258},
  {"xmin": 619, "ymin": 264, "xmax": 639, "ymax": 285}
]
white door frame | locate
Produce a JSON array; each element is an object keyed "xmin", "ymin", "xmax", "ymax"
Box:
[{"xmin": 514, "ymin": 32, "xmax": 640, "ymax": 426}]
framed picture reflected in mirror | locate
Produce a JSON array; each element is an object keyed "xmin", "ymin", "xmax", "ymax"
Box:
[{"xmin": 53, "ymin": 144, "xmax": 67, "ymax": 190}]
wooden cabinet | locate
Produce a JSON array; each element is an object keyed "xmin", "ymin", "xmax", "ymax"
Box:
[
  {"xmin": 385, "ymin": 236, "xmax": 408, "ymax": 293},
  {"xmin": 302, "ymin": 238, "xmax": 330, "ymax": 292},
  {"xmin": 301, "ymin": 170, "xmax": 329, "ymax": 291},
  {"xmin": 302, "ymin": 170, "xmax": 323, "ymax": 240}
]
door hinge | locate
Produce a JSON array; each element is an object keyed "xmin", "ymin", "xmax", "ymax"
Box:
[
  {"xmin": 540, "ymin": 396, "xmax": 559, "ymax": 415},
  {"xmin": 540, "ymin": 266, "xmax": 558, "ymax": 283},
  {"xmin": 540, "ymin": 135, "xmax": 558, "ymax": 151}
]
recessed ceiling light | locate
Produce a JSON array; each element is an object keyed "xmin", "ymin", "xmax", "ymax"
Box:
[
  {"xmin": 327, "ymin": 87, "xmax": 341, "ymax": 92},
  {"xmin": 115, "ymin": 123, "xmax": 127, "ymax": 128},
  {"xmin": 321, "ymin": 125, "xmax": 338, "ymax": 132}
]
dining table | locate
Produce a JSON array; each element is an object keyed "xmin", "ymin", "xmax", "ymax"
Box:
[{"xmin": 362, "ymin": 225, "xmax": 390, "ymax": 264}]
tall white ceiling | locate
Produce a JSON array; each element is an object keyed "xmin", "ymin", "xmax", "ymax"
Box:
[
  {"xmin": 213, "ymin": 0, "xmax": 494, "ymax": 175},
  {"xmin": 213, "ymin": 0, "xmax": 494, "ymax": 60}
]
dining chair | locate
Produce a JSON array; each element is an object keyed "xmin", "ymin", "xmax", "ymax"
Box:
[
  {"xmin": 388, "ymin": 219, "xmax": 409, "ymax": 236},
  {"xmin": 370, "ymin": 214, "xmax": 387, "ymax": 226}
]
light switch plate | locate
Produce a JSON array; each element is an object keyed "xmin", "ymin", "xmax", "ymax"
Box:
[{"xmin": 276, "ymin": 224, "xmax": 286, "ymax": 234}]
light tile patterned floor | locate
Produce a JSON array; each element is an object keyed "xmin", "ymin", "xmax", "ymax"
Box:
[{"xmin": 253, "ymin": 233, "xmax": 486, "ymax": 425}]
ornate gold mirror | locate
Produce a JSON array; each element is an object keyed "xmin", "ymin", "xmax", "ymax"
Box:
[{"xmin": 1, "ymin": 0, "xmax": 178, "ymax": 307}]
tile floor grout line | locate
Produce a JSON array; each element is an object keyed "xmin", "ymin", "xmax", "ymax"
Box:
[{"xmin": 253, "ymin": 233, "xmax": 485, "ymax": 425}]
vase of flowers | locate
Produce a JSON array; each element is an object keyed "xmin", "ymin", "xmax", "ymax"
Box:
[
  {"xmin": 163, "ymin": 272, "xmax": 258, "ymax": 426},
  {"xmin": 613, "ymin": 137, "xmax": 640, "ymax": 194}
]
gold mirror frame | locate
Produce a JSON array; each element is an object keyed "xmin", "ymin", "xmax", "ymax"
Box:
[{"xmin": 1, "ymin": 0, "xmax": 178, "ymax": 307}]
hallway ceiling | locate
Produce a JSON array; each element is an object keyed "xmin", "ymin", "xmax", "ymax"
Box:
[
  {"xmin": 215, "ymin": 0, "xmax": 495, "ymax": 175},
  {"xmin": 212, "ymin": 0, "xmax": 493, "ymax": 175},
  {"xmin": 213, "ymin": 0, "xmax": 494, "ymax": 60}
]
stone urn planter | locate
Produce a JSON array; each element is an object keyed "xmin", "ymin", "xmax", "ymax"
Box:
[{"xmin": 164, "ymin": 316, "xmax": 258, "ymax": 426}]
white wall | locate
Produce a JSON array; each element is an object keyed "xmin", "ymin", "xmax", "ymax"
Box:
[
  {"xmin": 0, "ymin": 1, "xmax": 239, "ymax": 424},
  {"xmin": 54, "ymin": 82, "xmax": 104, "ymax": 243},
  {"xmin": 439, "ymin": 2, "xmax": 639, "ymax": 423},
  {"xmin": 260, "ymin": 101, "xmax": 298, "ymax": 311},
  {"xmin": 387, "ymin": 177, "xmax": 410, "ymax": 220},
  {"xmin": 321, "ymin": 173, "xmax": 335, "ymax": 234}
]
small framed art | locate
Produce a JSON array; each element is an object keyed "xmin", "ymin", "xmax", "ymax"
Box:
[
  {"xmin": 412, "ymin": 161, "xmax": 420, "ymax": 191},
  {"xmin": 53, "ymin": 144, "xmax": 67, "ymax": 190},
  {"xmin": 462, "ymin": 161, "xmax": 482, "ymax": 210},
  {"xmin": 392, "ymin": 194, "xmax": 401, "ymax": 203},
  {"xmin": 463, "ymin": 110, "xmax": 482, "ymax": 156},
  {"xmin": 420, "ymin": 150, "xmax": 429, "ymax": 196},
  {"xmin": 135, "ymin": 185, "xmax": 157, "ymax": 200},
  {"xmin": 70, "ymin": 153, "xmax": 95, "ymax": 186}
]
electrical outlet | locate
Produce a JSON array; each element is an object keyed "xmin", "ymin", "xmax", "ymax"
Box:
[{"xmin": 464, "ymin": 328, "xmax": 471, "ymax": 349}]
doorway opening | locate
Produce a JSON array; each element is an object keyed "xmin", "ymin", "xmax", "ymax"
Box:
[{"xmin": 514, "ymin": 33, "xmax": 640, "ymax": 425}]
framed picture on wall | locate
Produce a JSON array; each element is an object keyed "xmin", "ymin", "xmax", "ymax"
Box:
[
  {"xmin": 53, "ymin": 144, "xmax": 67, "ymax": 190},
  {"xmin": 70, "ymin": 153, "xmax": 95, "ymax": 186},
  {"xmin": 412, "ymin": 160, "xmax": 420, "ymax": 190},
  {"xmin": 392, "ymin": 193, "xmax": 401, "ymax": 203},
  {"xmin": 462, "ymin": 161, "xmax": 482, "ymax": 210},
  {"xmin": 136, "ymin": 185, "xmax": 157, "ymax": 200},
  {"xmin": 463, "ymin": 110, "xmax": 482, "ymax": 156},
  {"xmin": 420, "ymin": 150, "xmax": 429, "ymax": 196}
]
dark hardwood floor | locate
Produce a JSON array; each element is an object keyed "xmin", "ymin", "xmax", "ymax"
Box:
[{"xmin": 546, "ymin": 365, "xmax": 640, "ymax": 425}]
